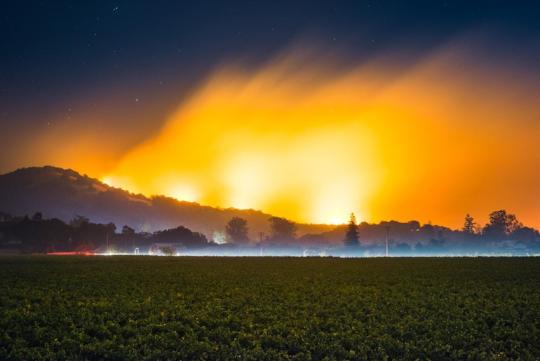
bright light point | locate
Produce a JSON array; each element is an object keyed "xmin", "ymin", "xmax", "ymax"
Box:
[
  {"xmin": 212, "ymin": 231, "xmax": 227, "ymax": 244},
  {"xmin": 168, "ymin": 185, "xmax": 199, "ymax": 202},
  {"xmin": 101, "ymin": 176, "xmax": 113, "ymax": 187},
  {"xmin": 100, "ymin": 175, "xmax": 141, "ymax": 194},
  {"xmin": 322, "ymin": 215, "xmax": 347, "ymax": 225}
]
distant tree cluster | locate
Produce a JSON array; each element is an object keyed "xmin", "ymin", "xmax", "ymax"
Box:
[
  {"xmin": 1, "ymin": 208, "xmax": 539, "ymax": 255},
  {"xmin": 0, "ymin": 212, "xmax": 211, "ymax": 253},
  {"xmin": 153, "ymin": 225, "xmax": 208, "ymax": 247},
  {"xmin": 461, "ymin": 210, "xmax": 538, "ymax": 243},
  {"xmin": 222, "ymin": 216, "xmax": 298, "ymax": 245},
  {"xmin": 219, "ymin": 209, "xmax": 537, "ymax": 253},
  {"xmin": 336, "ymin": 209, "xmax": 540, "ymax": 252},
  {"xmin": 268, "ymin": 216, "xmax": 297, "ymax": 243},
  {"xmin": 463, "ymin": 214, "xmax": 476, "ymax": 234},
  {"xmin": 225, "ymin": 217, "xmax": 249, "ymax": 244}
]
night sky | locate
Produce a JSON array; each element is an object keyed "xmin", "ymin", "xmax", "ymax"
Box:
[{"xmin": 2, "ymin": 1, "xmax": 539, "ymax": 156}]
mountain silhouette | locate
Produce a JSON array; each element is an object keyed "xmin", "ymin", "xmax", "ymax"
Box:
[{"xmin": 0, "ymin": 166, "xmax": 335, "ymax": 240}]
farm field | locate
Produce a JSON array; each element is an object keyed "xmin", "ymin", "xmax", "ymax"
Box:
[{"xmin": 1, "ymin": 256, "xmax": 539, "ymax": 360}]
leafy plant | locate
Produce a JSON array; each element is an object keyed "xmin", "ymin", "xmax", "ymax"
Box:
[{"xmin": 0, "ymin": 256, "xmax": 539, "ymax": 360}]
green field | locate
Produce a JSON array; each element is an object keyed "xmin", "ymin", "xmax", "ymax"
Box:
[{"xmin": 1, "ymin": 257, "xmax": 539, "ymax": 360}]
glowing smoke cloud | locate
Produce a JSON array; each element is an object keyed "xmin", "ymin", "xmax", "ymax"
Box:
[{"xmin": 103, "ymin": 45, "xmax": 540, "ymax": 226}]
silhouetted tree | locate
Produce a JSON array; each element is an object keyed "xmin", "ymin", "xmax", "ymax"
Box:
[
  {"xmin": 152, "ymin": 225, "xmax": 208, "ymax": 248},
  {"xmin": 106, "ymin": 223, "xmax": 117, "ymax": 233},
  {"xmin": 122, "ymin": 225, "xmax": 135, "ymax": 236},
  {"xmin": 225, "ymin": 217, "xmax": 249, "ymax": 244},
  {"xmin": 483, "ymin": 210, "xmax": 522, "ymax": 240},
  {"xmin": 118, "ymin": 225, "xmax": 138, "ymax": 251},
  {"xmin": 344, "ymin": 213, "xmax": 359, "ymax": 247},
  {"xmin": 463, "ymin": 214, "xmax": 476, "ymax": 234},
  {"xmin": 160, "ymin": 246, "xmax": 175, "ymax": 256},
  {"xmin": 69, "ymin": 215, "xmax": 89, "ymax": 228},
  {"xmin": 71, "ymin": 220, "xmax": 116, "ymax": 250},
  {"xmin": 268, "ymin": 217, "xmax": 296, "ymax": 243}
]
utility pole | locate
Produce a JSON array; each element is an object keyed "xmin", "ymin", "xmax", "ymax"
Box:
[
  {"xmin": 385, "ymin": 225, "xmax": 389, "ymax": 257},
  {"xmin": 259, "ymin": 232, "xmax": 264, "ymax": 256}
]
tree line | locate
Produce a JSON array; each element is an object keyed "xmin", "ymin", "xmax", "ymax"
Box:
[
  {"xmin": 226, "ymin": 209, "xmax": 539, "ymax": 248},
  {"xmin": 341, "ymin": 209, "xmax": 540, "ymax": 250},
  {"xmin": 0, "ymin": 213, "xmax": 209, "ymax": 253},
  {"xmin": 0, "ymin": 208, "xmax": 538, "ymax": 254},
  {"xmin": 0, "ymin": 212, "xmax": 300, "ymax": 253}
]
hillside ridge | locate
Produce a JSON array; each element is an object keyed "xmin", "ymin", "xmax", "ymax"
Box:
[{"xmin": 0, "ymin": 166, "xmax": 336, "ymax": 239}]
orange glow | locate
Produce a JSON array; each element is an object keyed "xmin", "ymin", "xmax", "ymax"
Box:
[
  {"xmin": 90, "ymin": 46, "xmax": 539, "ymax": 227},
  {"xmin": 101, "ymin": 47, "xmax": 540, "ymax": 225}
]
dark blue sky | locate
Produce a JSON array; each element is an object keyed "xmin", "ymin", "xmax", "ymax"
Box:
[{"xmin": 1, "ymin": 0, "xmax": 539, "ymax": 171}]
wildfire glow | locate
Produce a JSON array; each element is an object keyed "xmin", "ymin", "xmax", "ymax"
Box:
[{"xmin": 99, "ymin": 46, "xmax": 540, "ymax": 226}]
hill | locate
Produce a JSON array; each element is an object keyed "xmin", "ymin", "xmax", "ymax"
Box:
[{"xmin": 0, "ymin": 166, "xmax": 336, "ymax": 240}]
